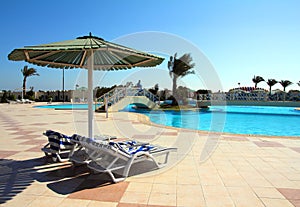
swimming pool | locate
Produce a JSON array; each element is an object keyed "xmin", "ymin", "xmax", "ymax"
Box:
[
  {"xmin": 36, "ymin": 104, "xmax": 300, "ymax": 137},
  {"xmin": 124, "ymin": 105, "xmax": 300, "ymax": 137},
  {"xmin": 35, "ymin": 104, "xmax": 100, "ymax": 109}
]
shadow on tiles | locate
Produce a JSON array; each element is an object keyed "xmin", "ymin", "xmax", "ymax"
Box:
[
  {"xmin": 0, "ymin": 156, "xmax": 92, "ymax": 204},
  {"xmin": 0, "ymin": 155, "xmax": 164, "ymax": 204}
]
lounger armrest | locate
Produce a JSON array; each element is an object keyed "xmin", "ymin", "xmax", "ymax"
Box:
[
  {"xmin": 132, "ymin": 142, "xmax": 150, "ymax": 147},
  {"xmin": 152, "ymin": 147, "xmax": 177, "ymax": 153}
]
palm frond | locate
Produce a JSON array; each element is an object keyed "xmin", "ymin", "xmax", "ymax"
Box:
[{"xmin": 266, "ymin": 79, "xmax": 278, "ymax": 87}]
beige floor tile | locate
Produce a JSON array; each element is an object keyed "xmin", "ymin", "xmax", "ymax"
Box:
[
  {"xmin": 177, "ymin": 184, "xmax": 203, "ymax": 197},
  {"xmin": 282, "ymin": 172, "xmax": 300, "ymax": 181},
  {"xmin": 177, "ymin": 195, "xmax": 206, "ymax": 207},
  {"xmin": 263, "ymin": 173, "xmax": 299, "ymax": 188},
  {"xmin": 203, "ymin": 184, "xmax": 234, "ymax": 207},
  {"xmin": 198, "ymin": 170, "xmax": 224, "ymax": 186},
  {"xmin": 22, "ymin": 183, "xmax": 48, "ymax": 196},
  {"xmin": 205, "ymin": 196, "xmax": 234, "ymax": 207},
  {"xmin": 120, "ymin": 191, "xmax": 150, "ymax": 204},
  {"xmin": 294, "ymin": 180, "xmax": 300, "ymax": 188},
  {"xmin": 88, "ymin": 200, "xmax": 118, "ymax": 207},
  {"xmin": 7, "ymin": 151, "xmax": 43, "ymax": 160},
  {"xmin": 125, "ymin": 182, "xmax": 153, "ymax": 193},
  {"xmin": 27, "ymin": 196, "xmax": 65, "ymax": 207},
  {"xmin": 58, "ymin": 198, "xmax": 91, "ymax": 207},
  {"xmin": 227, "ymin": 186, "xmax": 265, "ymax": 207},
  {"xmin": 151, "ymin": 183, "xmax": 176, "ymax": 194},
  {"xmin": 252, "ymin": 187, "xmax": 285, "ymax": 199},
  {"xmin": 148, "ymin": 192, "xmax": 176, "ymax": 206},
  {"xmin": 220, "ymin": 176, "xmax": 248, "ymax": 187},
  {"xmin": 153, "ymin": 174, "xmax": 177, "ymax": 184},
  {"xmin": 177, "ymin": 166, "xmax": 199, "ymax": 176},
  {"xmin": 127, "ymin": 174, "xmax": 155, "ymax": 183},
  {"xmin": 3, "ymin": 194, "xmax": 36, "ymax": 207},
  {"xmin": 202, "ymin": 185, "xmax": 231, "ymax": 197},
  {"xmin": 261, "ymin": 198, "xmax": 295, "ymax": 207},
  {"xmin": 42, "ymin": 188, "xmax": 69, "ymax": 198},
  {"xmin": 177, "ymin": 175, "xmax": 201, "ymax": 185},
  {"xmin": 245, "ymin": 177, "xmax": 273, "ymax": 188}
]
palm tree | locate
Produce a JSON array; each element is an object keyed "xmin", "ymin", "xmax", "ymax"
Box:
[
  {"xmin": 168, "ymin": 53, "xmax": 195, "ymax": 97},
  {"xmin": 252, "ymin": 75, "xmax": 265, "ymax": 88},
  {"xmin": 279, "ymin": 80, "xmax": 293, "ymax": 92},
  {"xmin": 297, "ymin": 81, "xmax": 300, "ymax": 87},
  {"xmin": 21, "ymin": 66, "xmax": 39, "ymax": 98},
  {"xmin": 266, "ymin": 79, "xmax": 278, "ymax": 95}
]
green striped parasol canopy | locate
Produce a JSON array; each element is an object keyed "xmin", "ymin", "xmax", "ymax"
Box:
[
  {"xmin": 8, "ymin": 33, "xmax": 164, "ymax": 70},
  {"xmin": 8, "ymin": 33, "xmax": 164, "ymax": 138}
]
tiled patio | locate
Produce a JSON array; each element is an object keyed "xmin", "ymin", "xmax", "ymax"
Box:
[{"xmin": 0, "ymin": 103, "xmax": 299, "ymax": 207}]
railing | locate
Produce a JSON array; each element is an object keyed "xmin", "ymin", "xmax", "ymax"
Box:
[
  {"xmin": 197, "ymin": 92, "xmax": 300, "ymax": 102},
  {"xmin": 209, "ymin": 92, "xmax": 268, "ymax": 101},
  {"xmin": 96, "ymin": 87, "xmax": 159, "ymax": 110}
]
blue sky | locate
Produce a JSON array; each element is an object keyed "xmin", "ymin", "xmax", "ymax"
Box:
[{"xmin": 0, "ymin": 0, "xmax": 299, "ymax": 92}]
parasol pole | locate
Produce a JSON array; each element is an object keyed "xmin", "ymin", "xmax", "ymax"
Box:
[
  {"xmin": 88, "ymin": 49, "xmax": 94, "ymax": 138},
  {"xmin": 62, "ymin": 68, "xmax": 65, "ymax": 102}
]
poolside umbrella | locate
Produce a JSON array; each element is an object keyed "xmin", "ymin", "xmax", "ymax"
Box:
[{"xmin": 8, "ymin": 33, "xmax": 164, "ymax": 138}]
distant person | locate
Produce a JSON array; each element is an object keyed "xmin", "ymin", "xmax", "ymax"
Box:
[
  {"xmin": 47, "ymin": 97, "xmax": 52, "ymax": 104},
  {"xmin": 136, "ymin": 80, "xmax": 143, "ymax": 95},
  {"xmin": 136, "ymin": 80, "xmax": 142, "ymax": 89}
]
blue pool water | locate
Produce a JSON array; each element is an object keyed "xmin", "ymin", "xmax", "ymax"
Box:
[
  {"xmin": 36, "ymin": 104, "xmax": 300, "ymax": 137},
  {"xmin": 124, "ymin": 105, "xmax": 300, "ymax": 137},
  {"xmin": 35, "ymin": 104, "xmax": 100, "ymax": 109}
]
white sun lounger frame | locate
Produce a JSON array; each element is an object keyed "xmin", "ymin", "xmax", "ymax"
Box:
[{"xmin": 77, "ymin": 136, "xmax": 176, "ymax": 183}]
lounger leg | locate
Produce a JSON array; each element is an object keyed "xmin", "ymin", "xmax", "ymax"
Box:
[
  {"xmin": 52, "ymin": 154, "xmax": 58, "ymax": 162},
  {"xmin": 162, "ymin": 152, "xmax": 170, "ymax": 165},
  {"xmin": 148, "ymin": 154, "xmax": 163, "ymax": 168},
  {"xmin": 122, "ymin": 156, "xmax": 136, "ymax": 178},
  {"xmin": 122, "ymin": 153, "xmax": 161, "ymax": 179},
  {"xmin": 68, "ymin": 143, "xmax": 78, "ymax": 157},
  {"xmin": 41, "ymin": 143, "xmax": 51, "ymax": 156},
  {"xmin": 107, "ymin": 170, "xmax": 125, "ymax": 183}
]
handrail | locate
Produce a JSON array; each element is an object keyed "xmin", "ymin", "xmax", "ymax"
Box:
[
  {"xmin": 96, "ymin": 87, "xmax": 158, "ymax": 110},
  {"xmin": 196, "ymin": 92, "xmax": 286, "ymax": 101}
]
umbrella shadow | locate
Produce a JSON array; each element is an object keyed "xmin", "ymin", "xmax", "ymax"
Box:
[
  {"xmin": 0, "ymin": 155, "xmax": 166, "ymax": 204},
  {"xmin": 0, "ymin": 156, "xmax": 91, "ymax": 204},
  {"xmin": 0, "ymin": 157, "xmax": 48, "ymax": 204}
]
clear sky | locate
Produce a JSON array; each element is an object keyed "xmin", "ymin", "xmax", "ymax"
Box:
[{"xmin": 0, "ymin": 0, "xmax": 299, "ymax": 92}]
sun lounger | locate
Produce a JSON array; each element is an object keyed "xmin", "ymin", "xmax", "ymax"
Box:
[
  {"xmin": 41, "ymin": 130, "xmax": 75, "ymax": 162},
  {"xmin": 22, "ymin": 99, "xmax": 34, "ymax": 103},
  {"xmin": 7, "ymin": 99, "xmax": 17, "ymax": 104},
  {"xmin": 16, "ymin": 99, "xmax": 23, "ymax": 103},
  {"xmin": 41, "ymin": 130, "xmax": 118, "ymax": 163},
  {"xmin": 75, "ymin": 135, "xmax": 177, "ymax": 183},
  {"xmin": 69, "ymin": 134, "xmax": 117, "ymax": 165}
]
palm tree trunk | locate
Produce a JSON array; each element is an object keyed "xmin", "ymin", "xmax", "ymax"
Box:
[
  {"xmin": 22, "ymin": 77, "xmax": 26, "ymax": 99},
  {"xmin": 172, "ymin": 75, "xmax": 178, "ymax": 98}
]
